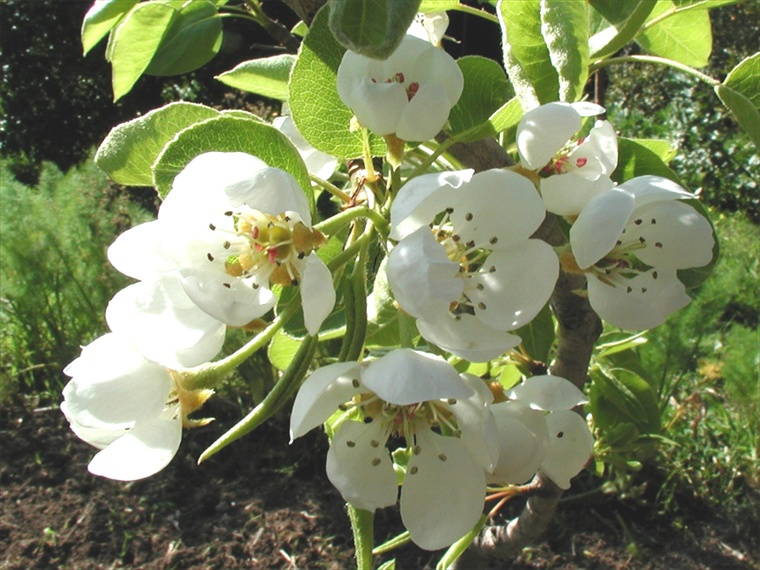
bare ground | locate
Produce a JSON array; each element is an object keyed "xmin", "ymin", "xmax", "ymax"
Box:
[{"xmin": 1, "ymin": 400, "xmax": 758, "ymax": 569}]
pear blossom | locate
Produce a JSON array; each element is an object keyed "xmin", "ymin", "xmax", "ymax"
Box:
[
  {"xmin": 337, "ymin": 34, "xmax": 463, "ymax": 142},
  {"xmin": 272, "ymin": 112, "xmax": 338, "ymax": 180},
  {"xmin": 516, "ymin": 101, "xmax": 618, "ymax": 216},
  {"xmin": 108, "ymin": 152, "xmax": 336, "ymax": 336},
  {"xmin": 61, "ymin": 333, "xmax": 213, "ymax": 481},
  {"xmin": 386, "ymin": 169, "xmax": 559, "ymax": 361},
  {"xmin": 290, "ymin": 349, "xmax": 499, "ymax": 550},
  {"xmin": 569, "ymin": 175, "xmax": 715, "ymax": 330},
  {"xmin": 494, "ymin": 375, "xmax": 593, "ymax": 489}
]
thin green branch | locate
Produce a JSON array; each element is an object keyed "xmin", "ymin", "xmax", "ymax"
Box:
[{"xmin": 590, "ymin": 55, "xmax": 720, "ymax": 87}]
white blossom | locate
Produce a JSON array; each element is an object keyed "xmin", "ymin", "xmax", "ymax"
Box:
[
  {"xmin": 570, "ymin": 175, "xmax": 715, "ymax": 330},
  {"xmin": 516, "ymin": 102, "xmax": 617, "ymax": 216},
  {"xmin": 337, "ymin": 34, "xmax": 463, "ymax": 141},
  {"xmin": 490, "ymin": 375, "xmax": 592, "ymax": 489},
  {"xmin": 407, "ymin": 12, "xmax": 449, "ymax": 46},
  {"xmin": 290, "ymin": 349, "xmax": 499, "ymax": 550},
  {"xmin": 108, "ymin": 152, "xmax": 336, "ymax": 336},
  {"xmin": 386, "ymin": 169, "xmax": 559, "ymax": 361},
  {"xmin": 61, "ymin": 334, "xmax": 212, "ymax": 481}
]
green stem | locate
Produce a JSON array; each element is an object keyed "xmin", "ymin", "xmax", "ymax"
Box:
[
  {"xmin": 590, "ymin": 55, "xmax": 719, "ymax": 87},
  {"xmin": 311, "ymin": 174, "xmax": 352, "ymax": 204},
  {"xmin": 179, "ymin": 302, "xmax": 300, "ymax": 391},
  {"xmin": 436, "ymin": 514, "xmax": 488, "ymax": 570},
  {"xmin": 452, "ymin": 4, "xmax": 499, "ymax": 24},
  {"xmin": 348, "ymin": 504, "xmax": 375, "ymax": 570},
  {"xmin": 315, "ymin": 206, "xmax": 389, "ymax": 238},
  {"xmin": 197, "ymin": 334, "xmax": 319, "ymax": 463},
  {"xmin": 338, "ymin": 226, "xmax": 372, "ymax": 362},
  {"xmin": 372, "ymin": 531, "xmax": 410, "ymax": 555},
  {"xmin": 406, "ymin": 138, "xmax": 457, "ymax": 181}
]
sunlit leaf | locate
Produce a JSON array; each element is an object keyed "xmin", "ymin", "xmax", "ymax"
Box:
[
  {"xmin": 215, "ymin": 54, "xmax": 296, "ymax": 101},
  {"xmin": 638, "ymin": 0, "xmax": 712, "ymax": 67},
  {"xmin": 541, "ymin": 0, "xmax": 590, "ymax": 102},
  {"xmin": 449, "ymin": 56, "xmax": 511, "ymax": 139},
  {"xmin": 81, "ymin": 0, "xmax": 138, "ymax": 55}
]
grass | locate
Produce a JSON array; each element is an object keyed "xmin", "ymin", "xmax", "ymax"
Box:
[{"xmin": 0, "ymin": 159, "xmax": 154, "ymax": 404}]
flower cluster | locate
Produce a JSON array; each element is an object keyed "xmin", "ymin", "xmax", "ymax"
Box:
[{"xmin": 62, "ymin": 6, "xmax": 718, "ymax": 558}]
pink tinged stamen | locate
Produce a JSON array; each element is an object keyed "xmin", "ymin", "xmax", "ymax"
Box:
[
  {"xmin": 395, "ymin": 72, "xmax": 405, "ymax": 83},
  {"xmin": 252, "ymin": 226, "xmax": 260, "ymax": 239},
  {"xmin": 575, "ymin": 157, "xmax": 588, "ymax": 168},
  {"xmin": 267, "ymin": 247, "xmax": 278, "ymax": 264},
  {"xmin": 554, "ymin": 156, "xmax": 569, "ymax": 174}
]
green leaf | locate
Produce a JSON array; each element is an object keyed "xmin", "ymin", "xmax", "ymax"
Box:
[
  {"xmin": 151, "ymin": 115, "xmax": 312, "ymax": 204},
  {"xmin": 328, "ymin": 0, "xmax": 421, "ymax": 59},
  {"xmin": 81, "ymin": 0, "xmax": 138, "ymax": 55},
  {"xmin": 630, "ymin": 138, "xmax": 678, "ymax": 162},
  {"xmin": 589, "ymin": 0, "xmax": 657, "ymax": 59},
  {"xmin": 289, "ymin": 6, "xmax": 386, "ymax": 159},
  {"xmin": 638, "ymin": 0, "xmax": 712, "ymax": 67},
  {"xmin": 540, "ymin": 0, "xmax": 590, "ymax": 102},
  {"xmin": 419, "ymin": 0, "xmax": 462, "ymax": 10},
  {"xmin": 448, "ymin": 56, "xmax": 511, "ymax": 139},
  {"xmin": 716, "ymin": 53, "xmax": 760, "ymax": 146},
  {"xmin": 514, "ymin": 303, "xmax": 555, "ymax": 364},
  {"xmin": 145, "ymin": 0, "xmax": 222, "ymax": 76},
  {"xmin": 215, "ymin": 54, "xmax": 296, "ymax": 101},
  {"xmin": 108, "ymin": 2, "xmax": 177, "ymax": 100},
  {"xmin": 488, "ymin": 97, "xmax": 523, "ymax": 141},
  {"xmin": 591, "ymin": 368, "xmax": 660, "ymax": 434},
  {"xmin": 497, "ymin": 0, "xmax": 559, "ymax": 109},
  {"xmin": 612, "ymin": 137, "xmax": 682, "ymax": 184},
  {"xmin": 95, "ymin": 102, "xmax": 220, "ymax": 186},
  {"xmin": 365, "ymin": 256, "xmax": 400, "ymax": 348},
  {"xmin": 268, "ymin": 330, "xmax": 302, "ymax": 371}
]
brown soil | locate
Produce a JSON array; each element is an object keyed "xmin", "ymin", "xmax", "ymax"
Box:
[{"xmin": 1, "ymin": 401, "xmax": 758, "ymax": 569}]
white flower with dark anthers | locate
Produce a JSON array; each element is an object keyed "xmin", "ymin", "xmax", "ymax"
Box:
[
  {"xmin": 61, "ymin": 333, "xmax": 213, "ymax": 481},
  {"xmin": 500, "ymin": 375, "xmax": 593, "ymax": 489},
  {"xmin": 337, "ymin": 34, "xmax": 463, "ymax": 142},
  {"xmin": 272, "ymin": 113, "xmax": 338, "ymax": 181},
  {"xmin": 105, "ymin": 276, "xmax": 226, "ymax": 370},
  {"xmin": 289, "ymin": 349, "xmax": 499, "ymax": 550},
  {"xmin": 569, "ymin": 175, "xmax": 715, "ymax": 331},
  {"xmin": 386, "ymin": 169, "xmax": 559, "ymax": 362},
  {"xmin": 516, "ymin": 101, "xmax": 618, "ymax": 216},
  {"xmin": 108, "ymin": 152, "xmax": 336, "ymax": 336}
]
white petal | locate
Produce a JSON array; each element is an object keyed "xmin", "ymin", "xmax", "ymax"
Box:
[
  {"xmin": 62, "ymin": 334, "xmax": 172, "ymax": 429},
  {"xmin": 586, "ymin": 270, "xmax": 691, "ymax": 330},
  {"xmin": 517, "ymin": 102, "xmax": 581, "ymax": 170},
  {"xmin": 400, "ymin": 430, "xmax": 485, "ymax": 550},
  {"xmin": 406, "ymin": 11, "xmax": 449, "ymax": 45},
  {"xmin": 179, "ymin": 269, "xmax": 275, "ymax": 327},
  {"xmin": 326, "ymin": 420, "xmax": 398, "ymax": 511},
  {"xmin": 362, "ymin": 349, "xmax": 471, "ymax": 405},
  {"xmin": 469, "ymin": 239, "xmax": 558, "ymax": 330},
  {"xmin": 586, "ymin": 120, "xmax": 617, "ymax": 174},
  {"xmin": 387, "ymin": 228, "xmax": 463, "ymax": 320},
  {"xmin": 570, "ymin": 188, "xmax": 635, "ymax": 269},
  {"xmin": 289, "ymin": 361, "xmax": 363, "ymax": 441},
  {"xmin": 541, "ymin": 410, "xmax": 593, "ymax": 489},
  {"xmin": 417, "ymin": 313, "xmax": 521, "ymax": 362},
  {"xmin": 61, "ymin": 401, "xmax": 123, "ymax": 450},
  {"xmin": 621, "ymin": 175, "xmax": 693, "ymax": 208},
  {"xmin": 87, "ymin": 412, "xmax": 182, "ymax": 481},
  {"xmin": 570, "ymin": 101, "xmax": 606, "ymax": 117},
  {"xmin": 439, "ymin": 374, "xmax": 500, "ymax": 471},
  {"xmin": 508, "ymin": 375, "xmax": 588, "ymax": 411},
  {"xmin": 106, "ymin": 277, "xmax": 225, "ymax": 369},
  {"xmin": 347, "ymin": 79, "xmax": 408, "ymax": 136},
  {"xmin": 448, "ymin": 169, "xmax": 545, "ymax": 248},
  {"xmin": 541, "ymin": 173, "xmax": 614, "ymax": 217},
  {"xmin": 272, "ymin": 115, "xmax": 338, "ymax": 181},
  {"xmin": 107, "ymin": 221, "xmax": 179, "ymax": 280},
  {"xmin": 390, "ymin": 170, "xmax": 473, "ymax": 240},
  {"xmin": 161, "ymin": 152, "xmax": 267, "ymax": 216},
  {"xmin": 488, "ymin": 401, "xmax": 550, "ymax": 485},
  {"xmin": 301, "ymin": 254, "xmax": 336, "ymax": 336},
  {"xmin": 397, "ymin": 83, "xmax": 452, "ymax": 141},
  {"xmin": 232, "ymin": 167, "xmax": 311, "ymax": 226},
  {"xmin": 631, "ymin": 200, "xmax": 714, "ymax": 270},
  {"xmin": 412, "ymin": 39, "xmax": 464, "ymax": 106}
]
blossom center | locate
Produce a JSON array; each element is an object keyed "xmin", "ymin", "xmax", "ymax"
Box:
[
  {"xmin": 214, "ymin": 211, "xmax": 325, "ymax": 287},
  {"xmin": 370, "ymin": 71, "xmax": 420, "ymax": 101}
]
